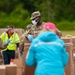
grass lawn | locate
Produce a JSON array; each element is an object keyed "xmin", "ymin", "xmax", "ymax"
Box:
[{"xmin": 61, "ymin": 31, "xmax": 75, "ymax": 37}]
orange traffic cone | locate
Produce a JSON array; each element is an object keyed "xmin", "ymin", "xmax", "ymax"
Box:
[{"xmin": 10, "ymin": 58, "xmax": 14, "ymax": 65}]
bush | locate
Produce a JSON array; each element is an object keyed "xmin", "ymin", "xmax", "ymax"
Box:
[
  {"xmin": 0, "ymin": 5, "xmax": 31, "ymax": 29},
  {"xmin": 0, "ymin": 6, "xmax": 75, "ymax": 31},
  {"xmin": 56, "ymin": 21, "xmax": 75, "ymax": 31}
]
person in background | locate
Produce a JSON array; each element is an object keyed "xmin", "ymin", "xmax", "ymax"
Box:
[
  {"xmin": 19, "ymin": 11, "xmax": 45, "ymax": 55},
  {"xmin": 26, "ymin": 11, "xmax": 62, "ymax": 42},
  {"xmin": 28, "ymin": 11, "xmax": 45, "ymax": 38},
  {"xmin": 0, "ymin": 25, "xmax": 20, "ymax": 64},
  {"xmin": 19, "ymin": 24, "xmax": 32, "ymax": 55},
  {"xmin": 26, "ymin": 22, "xmax": 69, "ymax": 75},
  {"xmin": 20, "ymin": 11, "xmax": 62, "ymax": 56}
]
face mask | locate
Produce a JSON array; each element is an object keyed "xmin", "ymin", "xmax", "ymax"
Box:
[{"xmin": 32, "ymin": 20, "xmax": 37, "ymax": 25}]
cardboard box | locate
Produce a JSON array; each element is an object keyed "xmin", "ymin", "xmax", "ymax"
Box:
[
  {"xmin": 61, "ymin": 37, "xmax": 72, "ymax": 43},
  {"xmin": 72, "ymin": 48, "xmax": 75, "ymax": 75},
  {"xmin": 65, "ymin": 44, "xmax": 74, "ymax": 75},
  {"xmin": 24, "ymin": 65, "xmax": 35, "ymax": 75},
  {"xmin": 0, "ymin": 65, "xmax": 6, "ymax": 75},
  {"xmin": 73, "ymin": 48, "xmax": 75, "ymax": 60},
  {"xmin": 17, "ymin": 67, "xmax": 22, "ymax": 75},
  {"xmin": 72, "ymin": 37, "xmax": 75, "ymax": 48},
  {"xmin": 14, "ymin": 57, "xmax": 23, "ymax": 68},
  {"xmin": 23, "ymin": 38, "xmax": 36, "ymax": 75},
  {"xmin": 6, "ymin": 64, "xmax": 17, "ymax": 75}
]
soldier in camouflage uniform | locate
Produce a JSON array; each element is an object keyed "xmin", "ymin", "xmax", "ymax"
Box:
[
  {"xmin": 19, "ymin": 11, "xmax": 62, "ymax": 54},
  {"xmin": 29, "ymin": 11, "xmax": 62, "ymax": 38},
  {"xmin": 19, "ymin": 11, "xmax": 45, "ymax": 54},
  {"xmin": 28, "ymin": 11, "xmax": 45, "ymax": 38}
]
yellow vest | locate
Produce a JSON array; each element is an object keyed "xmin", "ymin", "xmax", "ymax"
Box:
[{"xmin": 0, "ymin": 32, "xmax": 20, "ymax": 51}]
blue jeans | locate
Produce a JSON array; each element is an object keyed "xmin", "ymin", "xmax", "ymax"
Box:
[{"xmin": 2, "ymin": 50, "xmax": 15, "ymax": 64}]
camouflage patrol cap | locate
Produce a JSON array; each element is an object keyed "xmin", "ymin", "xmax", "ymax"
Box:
[{"xmin": 30, "ymin": 11, "xmax": 41, "ymax": 20}]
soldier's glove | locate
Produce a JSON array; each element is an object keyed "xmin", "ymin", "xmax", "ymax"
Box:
[{"xmin": 27, "ymin": 34, "xmax": 34, "ymax": 42}]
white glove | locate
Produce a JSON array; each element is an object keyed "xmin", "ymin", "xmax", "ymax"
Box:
[{"xmin": 27, "ymin": 34, "xmax": 34, "ymax": 42}]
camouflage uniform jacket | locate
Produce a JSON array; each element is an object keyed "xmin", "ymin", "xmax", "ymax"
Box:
[
  {"xmin": 28, "ymin": 22, "xmax": 45, "ymax": 38},
  {"xmin": 19, "ymin": 22, "xmax": 45, "ymax": 53}
]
